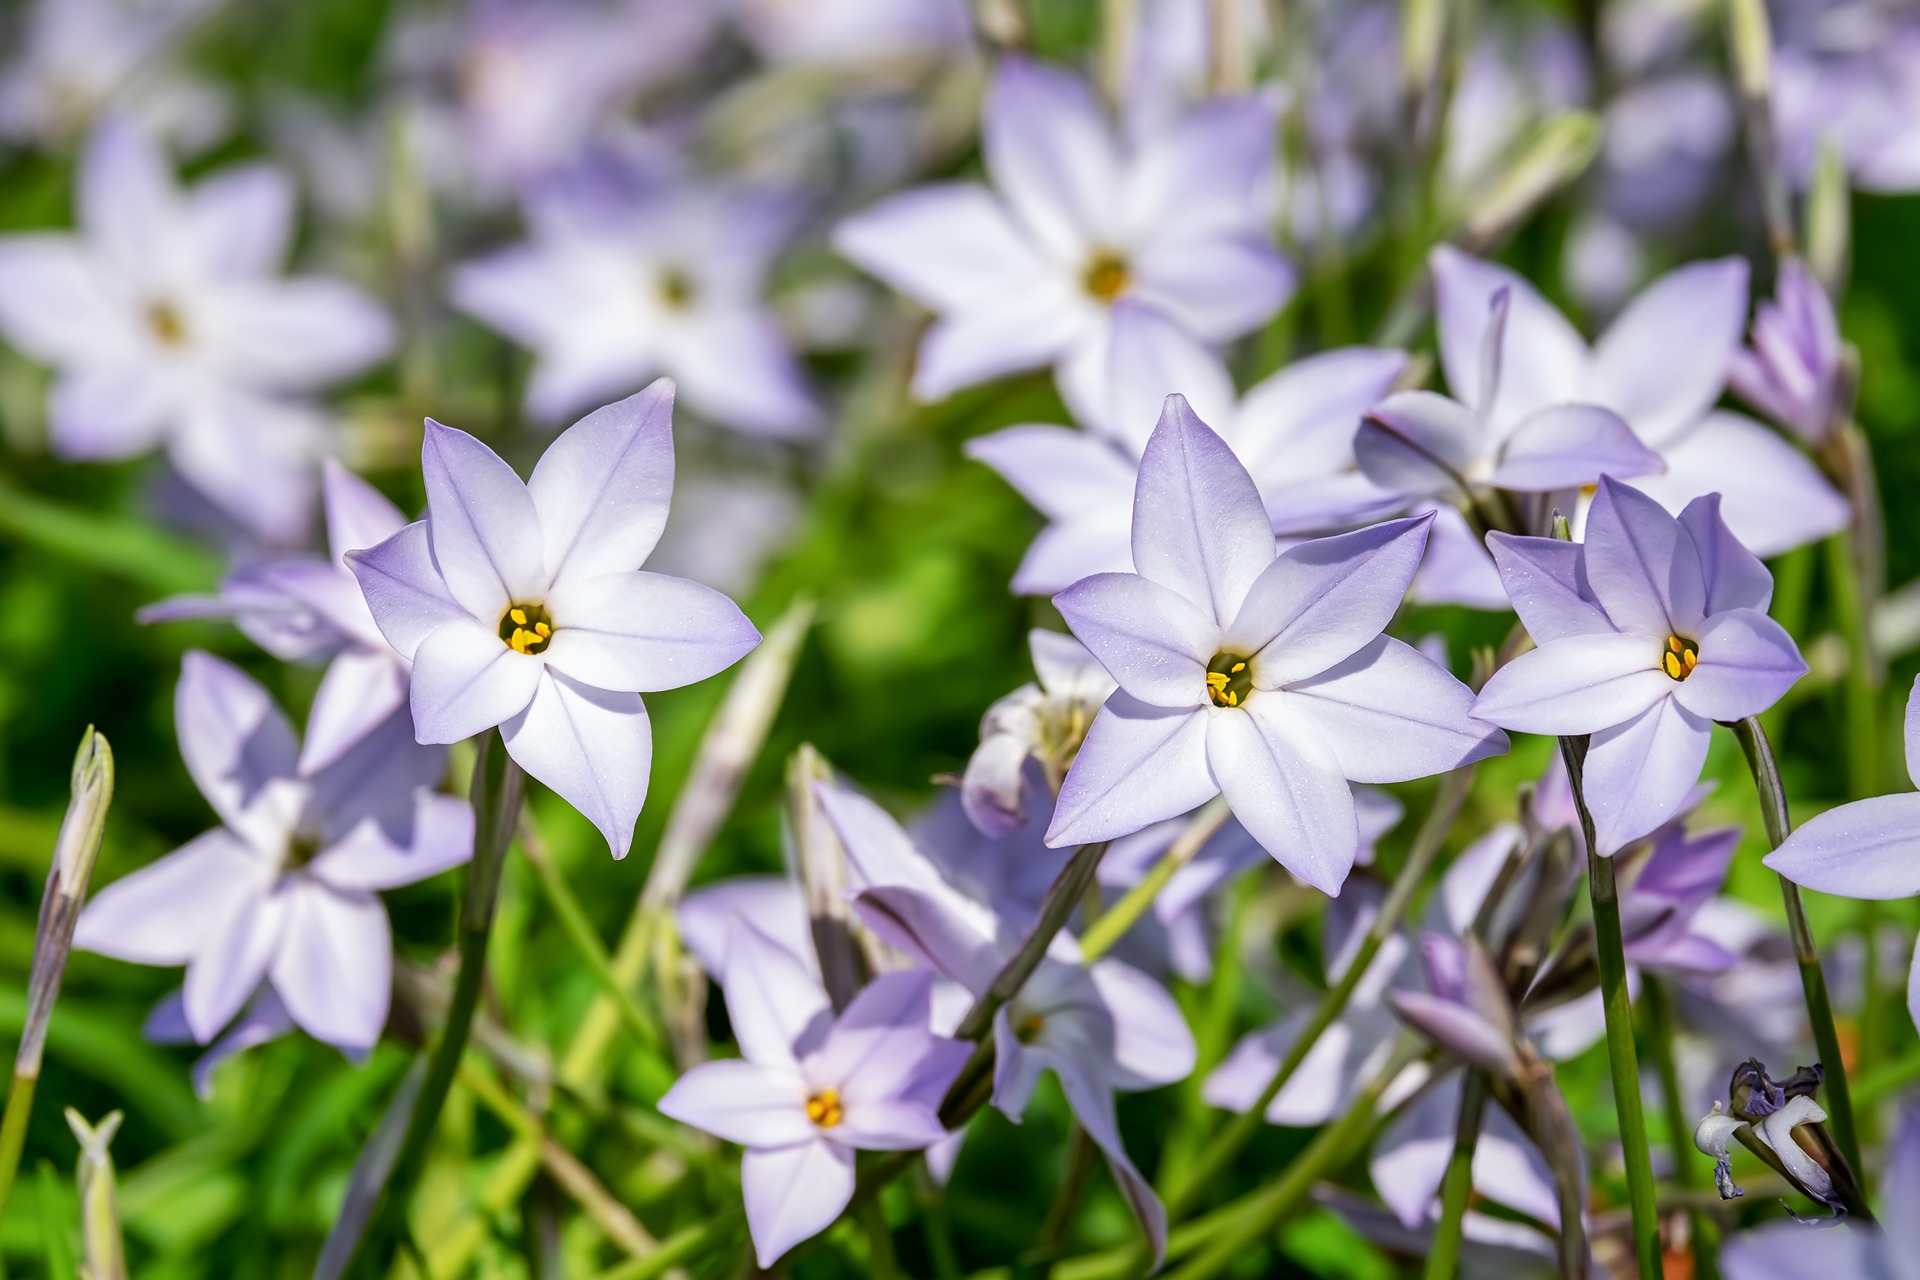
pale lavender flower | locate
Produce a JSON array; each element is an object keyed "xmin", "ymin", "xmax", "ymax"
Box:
[
  {"xmin": 968, "ymin": 343, "xmax": 1408, "ymax": 595},
  {"xmin": 833, "ymin": 58, "xmax": 1292, "ymax": 440},
  {"xmin": 1766, "ymin": 673, "xmax": 1920, "ymax": 1036},
  {"xmin": 142, "ymin": 461, "xmax": 412, "ymax": 773},
  {"xmin": 734, "ymin": 0, "xmax": 973, "ymax": 64},
  {"xmin": 1389, "ymin": 934, "xmax": 1526, "ymax": 1082},
  {"xmin": 74, "ymin": 652, "xmax": 472, "ymax": 1051},
  {"xmin": 452, "ymin": 169, "xmax": 819, "ymax": 437},
  {"xmin": 961, "ymin": 630, "xmax": 1116, "ymax": 838},
  {"xmin": 347, "ymin": 382, "xmax": 761, "ymax": 857},
  {"xmin": 1729, "ymin": 261, "xmax": 1847, "ymax": 447},
  {"xmin": 1047, "ymin": 395, "xmax": 1505, "ymax": 895},
  {"xmin": 659, "ymin": 918, "xmax": 965, "ymax": 1268},
  {"xmin": 1430, "ymin": 247, "xmax": 1849, "ymax": 556},
  {"xmin": 1719, "ymin": 1108, "xmax": 1919, "ymax": 1279},
  {"xmin": 819, "ymin": 781, "xmax": 1194, "ymax": 1264},
  {"xmin": 0, "ymin": 118, "xmax": 394, "ymax": 543},
  {"xmin": 1473, "ymin": 478, "xmax": 1805, "ymax": 853}
]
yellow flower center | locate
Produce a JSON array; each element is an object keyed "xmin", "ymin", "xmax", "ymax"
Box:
[
  {"xmin": 805, "ymin": 1087, "xmax": 844, "ymax": 1128},
  {"xmin": 284, "ymin": 830, "xmax": 323, "ymax": 870},
  {"xmin": 147, "ymin": 300, "xmax": 188, "ymax": 347},
  {"xmin": 1081, "ymin": 249, "xmax": 1131, "ymax": 303},
  {"xmin": 656, "ymin": 266, "xmax": 696, "ymax": 311},
  {"xmin": 1206, "ymin": 652, "xmax": 1253, "ymax": 708},
  {"xmin": 1016, "ymin": 1013, "xmax": 1046, "ymax": 1043},
  {"xmin": 499, "ymin": 603, "xmax": 554, "ymax": 655},
  {"xmin": 1662, "ymin": 634, "xmax": 1698, "ymax": 681}
]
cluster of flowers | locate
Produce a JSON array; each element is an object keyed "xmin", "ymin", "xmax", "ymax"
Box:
[{"xmin": 6, "ymin": 0, "xmax": 1920, "ymax": 1275}]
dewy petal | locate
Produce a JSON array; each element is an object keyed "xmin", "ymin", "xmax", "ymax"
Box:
[
  {"xmin": 1283, "ymin": 636, "xmax": 1508, "ymax": 783},
  {"xmin": 1486, "ymin": 403, "xmax": 1664, "ymax": 492},
  {"xmin": 1087, "ymin": 959, "xmax": 1196, "ymax": 1088},
  {"xmin": 501, "ymin": 669, "xmax": 652, "ymax": 858},
  {"xmin": 1485, "ymin": 533, "xmax": 1613, "ymax": 643},
  {"xmin": 1131, "ymin": 394, "xmax": 1275, "ymax": 625},
  {"xmin": 1763, "ymin": 793, "xmax": 1920, "ymax": 899},
  {"xmin": 1430, "ymin": 247, "xmax": 1589, "ymax": 429},
  {"xmin": 659, "ymin": 1059, "xmax": 814, "ymax": 1148},
  {"xmin": 420, "ymin": 420, "xmax": 547, "ymax": 619},
  {"xmin": 1052, "ymin": 1055, "xmax": 1170, "ymax": 1269},
  {"xmin": 347, "ymin": 522, "xmax": 468, "ymax": 662},
  {"xmin": 1581, "ymin": 696, "xmax": 1713, "ymax": 855},
  {"xmin": 527, "ymin": 381, "xmax": 676, "ymax": 585},
  {"xmin": 720, "ymin": 916, "xmax": 833, "ymax": 1070},
  {"xmin": 307, "ymin": 793, "xmax": 474, "ymax": 893},
  {"xmin": 268, "ymin": 880, "xmax": 390, "ymax": 1051},
  {"xmin": 1228, "ymin": 514, "xmax": 1434, "ymax": 685},
  {"xmin": 175, "ymin": 651, "xmax": 304, "ymax": 854},
  {"xmin": 74, "ymin": 829, "xmax": 271, "ymax": 966},
  {"xmin": 1677, "ymin": 492, "xmax": 1773, "ymax": 616},
  {"xmin": 740, "ymin": 1140, "xmax": 855, "ymax": 1268},
  {"xmin": 184, "ymin": 878, "xmax": 289, "ymax": 1043},
  {"xmin": 1582, "ymin": 476, "xmax": 1707, "ymax": 637},
  {"xmin": 1469, "ymin": 633, "xmax": 1671, "ymax": 735},
  {"xmin": 1633, "ymin": 411, "xmax": 1849, "ymax": 558},
  {"xmin": 1206, "ymin": 699, "xmax": 1358, "ymax": 895},
  {"xmin": 1352, "ymin": 391, "xmax": 1481, "ymax": 497},
  {"xmin": 1047, "ymin": 693, "xmax": 1215, "ymax": 847},
  {"xmin": 965, "ymin": 424, "xmax": 1139, "ymax": 523},
  {"xmin": 300, "ymin": 648, "xmax": 408, "ymax": 775},
  {"xmin": 1591, "ymin": 257, "xmax": 1749, "ymax": 448},
  {"xmin": 1056, "ymin": 299, "xmax": 1237, "ymax": 453},
  {"xmin": 1051, "ymin": 572, "xmax": 1214, "ymax": 708},
  {"xmin": 980, "ymin": 57, "xmax": 1118, "ymax": 261},
  {"xmin": 1671, "ymin": 609, "xmax": 1806, "ymax": 722},
  {"xmin": 542, "ymin": 570, "xmax": 759, "ymax": 693},
  {"xmin": 833, "ymin": 183, "xmax": 1055, "ymax": 313},
  {"xmin": 408, "ymin": 616, "xmax": 544, "ymax": 745}
]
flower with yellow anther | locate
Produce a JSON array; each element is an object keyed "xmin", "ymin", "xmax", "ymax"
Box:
[
  {"xmin": 804, "ymin": 1088, "xmax": 844, "ymax": 1129},
  {"xmin": 499, "ymin": 604, "xmax": 554, "ymax": 655},
  {"xmin": 1661, "ymin": 635, "xmax": 1698, "ymax": 681}
]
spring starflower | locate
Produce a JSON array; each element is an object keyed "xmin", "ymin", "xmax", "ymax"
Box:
[
  {"xmin": 1729, "ymin": 260, "xmax": 1848, "ymax": 447},
  {"xmin": 1048, "ymin": 395, "xmax": 1505, "ymax": 894},
  {"xmin": 74, "ymin": 652, "xmax": 472, "ymax": 1052},
  {"xmin": 347, "ymin": 381, "xmax": 761, "ymax": 857},
  {"xmin": 1472, "ymin": 478, "xmax": 1806, "ymax": 853}
]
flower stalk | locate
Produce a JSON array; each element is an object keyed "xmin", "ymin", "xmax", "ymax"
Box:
[
  {"xmin": 1421, "ymin": 1071, "xmax": 1487, "ymax": 1280},
  {"xmin": 1078, "ymin": 796, "xmax": 1231, "ymax": 962},
  {"xmin": 65, "ymin": 1109, "xmax": 126, "ymax": 1280},
  {"xmin": 1730, "ymin": 715, "xmax": 1864, "ymax": 1179}
]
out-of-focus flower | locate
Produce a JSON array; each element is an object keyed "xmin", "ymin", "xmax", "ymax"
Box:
[
  {"xmin": 0, "ymin": 119, "xmax": 394, "ymax": 543},
  {"xmin": 1729, "ymin": 261, "xmax": 1847, "ymax": 447},
  {"xmin": 452, "ymin": 170, "xmax": 819, "ymax": 436},
  {"xmin": 1772, "ymin": 6, "xmax": 1920, "ymax": 195},
  {"xmin": 659, "ymin": 918, "xmax": 964, "ymax": 1268},
  {"xmin": 1473, "ymin": 479, "xmax": 1805, "ymax": 853},
  {"xmin": 142, "ymin": 462, "xmax": 411, "ymax": 773},
  {"xmin": 967, "ymin": 343, "xmax": 1408, "ymax": 595},
  {"xmin": 347, "ymin": 383, "xmax": 761, "ymax": 856},
  {"xmin": 834, "ymin": 58, "xmax": 1292, "ymax": 441},
  {"xmin": 1719, "ymin": 1108, "xmax": 1920, "ymax": 1279},
  {"xmin": 1390, "ymin": 934, "xmax": 1526, "ymax": 1082},
  {"xmin": 1766, "ymin": 673, "xmax": 1920, "ymax": 1036},
  {"xmin": 0, "ymin": 0, "xmax": 229, "ymax": 154},
  {"xmin": 73, "ymin": 652, "xmax": 472, "ymax": 1052},
  {"xmin": 1693, "ymin": 1060, "xmax": 1847, "ymax": 1210},
  {"xmin": 960, "ymin": 630, "xmax": 1115, "ymax": 837},
  {"xmin": 144, "ymin": 987, "xmax": 298, "ymax": 1100},
  {"xmin": 1430, "ymin": 247, "xmax": 1849, "ymax": 556},
  {"xmin": 733, "ymin": 0, "xmax": 972, "ymax": 65},
  {"xmin": 1048, "ymin": 396, "xmax": 1504, "ymax": 894}
]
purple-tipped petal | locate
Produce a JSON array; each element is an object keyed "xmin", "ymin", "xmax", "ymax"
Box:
[
  {"xmin": 740, "ymin": 1139, "xmax": 855, "ymax": 1268},
  {"xmin": 1131, "ymin": 395, "xmax": 1274, "ymax": 625},
  {"xmin": 501, "ymin": 669, "xmax": 652, "ymax": 858},
  {"xmin": 1676, "ymin": 492, "xmax": 1773, "ymax": 616},
  {"xmin": 1632, "ymin": 412, "xmax": 1849, "ymax": 558},
  {"xmin": 1470, "ymin": 633, "xmax": 1671, "ymax": 735},
  {"xmin": 721, "ymin": 916, "xmax": 833, "ymax": 1068},
  {"xmin": 1047, "ymin": 694, "xmax": 1214, "ymax": 847},
  {"xmin": 1583, "ymin": 476, "xmax": 1708, "ymax": 637},
  {"xmin": 420, "ymin": 419, "xmax": 547, "ymax": 619},
  {"xmin": 1206, "ymin": 699, "xmax": 1357, "ymax": 895},
  {"xmin": 1485, "ymin": 533, "xmax": 1613, "ymax": 643},
  {"xmin": 176, "ymin": 651, "xmax": 304, "ymax": 854},
  {"xmin": 528, "ymin": 381, "xmax": 677, "ymax": 584},
  {"xmin": 1052, "ymin": 572, "xmax": 1214, "ymax": 707},
  {"xmin": 269, "ymin": 881, "xmax": 390, "ymax": 1051},
  {"xmin": 1353, "ymin": 391, "xmax": 1480, "ymax": 496},
  {"xmin": 1282, "ymin": 637, "xmax": 1508, "ymax": 783},
  {"xmin": 852, "ymin": 885, "xmax": 1002, "ymax": 995},
  {"xmin": 1387, "ymin": 991, "xmax": 1519, "ymax": 1078},
  {"xmin": 1592, "ymin": 257, "xmax": 1748, "ymax": 448}
]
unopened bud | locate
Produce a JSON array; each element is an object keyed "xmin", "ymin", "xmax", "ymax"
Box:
[
  {"xmin": 1461, "ymin": 112, "xmax": 1601, "ymax": 252},
  {"xmin": 22, "ymin": 729, "xmax": 114, "ymax": 1079},
  {"xmin": 1727, "ymin": 0, "xmax": 1773, "ymax": 102},
  {"xmin": 66, "ymin": 1108, "xmax": 126, "ymax": 1280},
  {"xmin": 1806, "ymin": 139, "xmax": 1851, "ymax": 298}
]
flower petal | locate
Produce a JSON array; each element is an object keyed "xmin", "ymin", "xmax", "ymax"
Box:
[
  {"xmin": 1282, "ymin": 636, "xmax": 1508, "ymax": 783},
  {"xmin": 1131, "ymin": 394, "xmax": 1275, "ymax": 624},
  {"xmin": 1592, "ymin": 257, "xmax": 1749, "ymax": 448},
  {"xmin": 1430, "ymin": 247, "xmax": 1589, "ymax": 431},
  {"xmin": 740, "ymin": 1140, "xmax": 855, "ymax": 1268},
  {"xmin": 1671, "ymin": 608, "xmax": 1805, "ymax": 722},
  {"xmin": 1485, "ymin": 532, "xmax": 1613, "ymax": 643},
  {"xmin": 1581, "ymin": 696, "xmax": 1712, "ymax": 854},
  {"xmin": 501, "ymin": 669, "xmax": 652, "ymax": 858},
  {"xmin": 1052, "ymin": 571, "xmax": 1214, "ymax": 707},
  {"xmin": 981, "ymin": 57, "xmax": 1117, "ymax": 260},
  {"xmin": 1129, "ymin": 233, "xmax": 1295, "ymax": 344},
  {"xmin": 1763, "ymin": 793, "xmax": 1920, "ymax": 900},
  {"xmin": 1632, "ymin": 412, "xmax": 1849, "ymax": 558},
  {"xmin": 1583, "ymin": 476, "xmax": 1707, "ymax": 636},
  {"xmin": 833, "ymin": 183, "xmax": 1054, "ymax": 313},
  {"xmin": 420, "ymin": 420, "xmax": 547, "ymax": 619},
  {"xmin": 1055, "ymin": 299, "xmax": 1237, "ymax": 453},
  {"xmin": 308, "ymin": 793, "xmax": 474, "ymax": 893},
  {"xmin": 1486, "ymin": 403, "xmax": 1663, "ymax": 492},
  {"xmin": 679, "ymin": 877, "xmax": 815, "ymax": 982},
  {"xmin": 1352, "ymin": 391, "xmax": 1480, "ymax": 496},
  {"xmin": 722, "ymin": 915, "xmax": 833, "ymax": 1069},
  {"xmin": 1230, "ymin": 346, "xmax": 1408, "ymax": 486},
  {"xmin": 79, "ymin": 117, "xmax": 181, "ymax": 277},
  {"xmin": 1206, "ymin": 699, "xmax": 1358, "ymax": 895},
  {"xmin": 74, "ymin": 829, "xmax": 271, "ymax": 966},
  {"xmin": 269, "ymin": 880, "xmax": 390, "ymax": 1050},
  {"xmin": 1087, "ymin": 958, "xmax": 1196, "ymax": 1088},
  {"xmin": 176, "ymin": 651, "xmax": 304, "ymax": 853},
  {"xmin": 851, "ymin": 885, "xmax": 1003, "ymax": 996},
  {"xmin": 207, "ymin": 277, "xmax": 394, "ymax": 390},
  {"xmin": 1054, "ymin": 1055, "xmax": 1169, "ymax": 1269},
  {"xmin": 184, "ymin": 878, "xmax": 288, "ymax": 1043},
  {"xmin": 408, "ymin": 616, "xmax": 543, "ymax": 745},
  {"xmin": 1047, "ymin": 693, "xmax": 1215, "ymax": 847},
  {"xmin": 659, "ymin": 1059, "xmax": 813, "ymax": 1148},
  {"xmin": 528, "ymin": 380, "xmax": 677, "ymax": 584},
  {"xmin": 965, "ymin": 424, "xmax": 1139, "ymax": 522},
  {"xmin": 347, "ymin": 522, "xmax": 468, "ymax": 662},
  {"xmin": 542, "ymin": 570, "xmax": 759, "ymax": 693},
  {"xmin": 1469, "ymin": 632, "xmax": 1671, "ymax": 735},
  {"xmin": 186, "ymin": 163, "xmax": 293, "ymax": 279},
  {"xmin": 300, "ymin": 647, "xmax": 409, "ymax": 774},
  {"xmin": 914, "ymin": 288, "xmax": 1089, "ymax": 399}
]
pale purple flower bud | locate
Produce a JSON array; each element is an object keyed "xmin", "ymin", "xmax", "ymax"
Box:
[
  {"xmin": 1729, "ymin": 262, "xmax": 1847, "ymax": 445},
  {"xmin": 961, "ymin": 631, "xmax": 1116, "ymax": 837}
]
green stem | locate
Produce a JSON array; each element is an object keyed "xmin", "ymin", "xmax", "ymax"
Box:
[
  {"xmin": 594, "ymin": 1212, "xmax": 744, "ymax": 1280},
  {"xmin": 953, "ymin": 841, "xmax": 1111, "ymax": 1043},
  {"xmin": 1079, "ymin": 798, "xmax": 1230, "ymax": 962},
  {"xmin": 1827, "ymin": 528, "xmax": 1885, "ymax": 1094},
  {"xmin": 1422, "ymin": 1072, "xmax": 1488, "ymax": 1280},
  {"xmin": 1730, "ymin": 716, "xmax": 1865, "ymax": 1182},
  {"xmin": 0, "ymin": 1071, "xmax": 36, "ymax": 1239},
  {"xmin": 1642, "ymin": 978, "xmax": 1721, "ymax": 1280},
  {"xmin": 1163, "ymin": 765, "xmax": 1475, "ymax": 1218},
  {"xmin": 1557, "ymin": 736, "xmax": 1660, "ymax": 1280},
  {"xmin": 911, "ymin": 1161, "xmax": 963, "ymax": 1280},
  {"xmin": 1024, "ymin": 1125, "xmax": 1097, "ymax": 1275},
  {"xmin": 360, "ymin": 730, "xmax": 524, "ymax": 1274},
  {"xmin": 1158, "ymin": 880, "xmax": 1255, "ymax": 1193},
  {"xmin": 859, "ymin": 1197, "xmax": 899, "ymax": 1280}
]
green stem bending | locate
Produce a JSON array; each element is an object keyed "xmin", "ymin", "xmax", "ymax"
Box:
[
  {"xmin": 1164, "ymin": 765, "xmax": 1475, "ymax": 1218},
  {"xmin": 1730, "ymin": 716, "xmax": 1865, "ymax": 1182},
  {"xmin": 1557, "ymin": 736, "xmax": 1661, "ymax": 1280},
  {"xmin": 1422, "ymin": 1072, "xmax": 1488, "ymax": 1280}
]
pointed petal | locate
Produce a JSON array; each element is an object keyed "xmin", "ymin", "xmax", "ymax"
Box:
[
  {"xmin": 1430, "ymin": 247, "xmax": 1589, "ymax": 430},
  {"xmin": 501, "ymin": 669, "xmax": 652, "ymax": 858},
  {"xmin": 269, "ymin": 881, "xmax": 390, "ymax": 1050},
  {"xmin": 1087, "ymin": 958, "xmax": 1196, "ymax": 1087},
  {"xmin": 834, "ymin": 183, "xmax": 1054, "ymax": 312},
  {"xmin": 1592, "ymin": 258, "xmax": 1749, "ymax": 447},
  {"xmin": 307, "ymin": 793, "xmax": 474, "ymax": 892},
  {"xmin": 1486, "ymin": 532, "xmax": 1612, "ymax": 643},
  {"xmin": 1131, "ymin": 395, "xmax": 1274, "ymax": 624},
  {"xmin": 1047, "ymin": 693, "xmax": 1215, "ymax": 847},
  {"xmin": 1231, "ymin": 346, "xmax": 1408, "ymax": 485},
  {"xmin": 542, "ymin": 570, "xmax": 759, "ymax": 693},
  {"xmin": 1763, "ymin": 794, "xmax": 1920, "ymax": 899},
  {"xmin": 1353, "ymin": 391, "xmax": 1480, "ymax": 496},
  {"xmin": 300, "ymin": 648, "xmax": 409, "ymax": 774},
  {"xmin": 914, "ymin": 290, "xmax": 1087, "ymax": 399},
  {"xmin": 659, "ymin": 1060, "xmax": 813, "ymax": 1148},
  {"xmin": 721, "ymin": 915, "xmax": 833, "ymax": 1069},
  {"xmin": 813, "ymin": 970, "xmax": 946, "ymax": 1102},
  {"xmin": 740, "ymin": 1141, "xmax": 855, "ymax": 1268},
  {"xmin": 408, "ymin": 617, "xmax": 543, "ymax": 744},
  {"xmin": 347, "ymin": 522, "xmax": 468, "ymax": 662},
  {"xmin": 1055, "ymin": 1056, "xmax": 1169, "ymax": 1268},
  {"xmin": 851, "ymin": 885, "xmax": 1002, "ymax": 995},
  {"xmin": 1283, "ymin": 637, "xmax": 1508, "ymax": 783},
  {"xmin": 420, "ymin": 420, "xmax": 546, "ymax": 619},
  {"xmin": 1583, "ymin": 476, "xmax": 1706, "ymax": 637},
  {"xmin": 209, "ymin": 278, "xmax": 394, "ymax": 390},
  {"xmin": 678, "ymin": 877, "xmax": 815, "ymax": 981},
  {"xmin": 186, "ymin": 163, "xmax": 293, "ymax": 278},
  {"xmin": 1207, "ymin": 700, "xmax": 1358, "ymax": 895},
  {"xmin": 1470, "ymin": 633, "xmax": 1670, "ymax": 734},
  {"xmin": 965, "ymin": 424, "xmax": 1139, "ymax": 522},
  {"xmin": 981, "ymin": 58, "xmax": 1117, "ymax": 260},
  {"xmin": 1052, "ymin": 571, "xmax": 1214, "ymax": 707},
  {"xmin": 184, "ymin": 879, "xmax": 288, "ymax": 1043},
  {"xmin": 74, "ymin": 829, "xmax": 271, "ymax": 966},
  {"xmin": 1487, "ymin": 403, "xmax": 1664, "ymax": 491},
  {"xmin": 79, "ymin": 117, "xmax": 180, "ymax": 277},
  {"xmin": 528, "ymin": 380, "xmax": 677, "ymax": 583},
  {"xmin": 1671, "ymin": 609, "xmax": 1805, "ymax": 722},
  {"xmin": 1634, "ymin": 411, "xmax": 1850, "ymax": 557},
  {"xmin": 322, "ymin": 460, "xmax": 409, "ymax": 563},
  {"xmin": 1581, "ymin": 696, "xmax": 1713, "ymax": 854},
  {"xmin": 1677, "ymin": 492, "xmax": 1773, "ymax": 615},
  {"xmin": 1129, "ymin": 233, "xmax": 1295, "ymax": 344},
  {"xmin": 176, "ymin": 651, "xmax": 304, "ymax": 853},
  {"xmin": 1055, "ymin": 299, "xmax": 1237, "ymax": 453}
]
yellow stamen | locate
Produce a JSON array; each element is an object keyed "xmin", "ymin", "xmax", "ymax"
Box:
[
  {"xmin": 146, "ymin": 300, "xmax": 187, "ymax": 347},
  {"xmin": 1662, "ymin": 634, "xmax": 1699, "ymax": 681},
  {"xmin": 805, "ymin": 1087, "xmax": 844, "ymax": 1128},
  {"xmin": 1082, "ymin": 249, "xmax": 1131, "ymax": 303},
  {"xmin": 499, "ymin": 602, "xmax": 555, "ymax": 655},
  {"xmin": 1206, "ymin": 652, "xmax": 1253, "ymax": 708},
  {"xmin": 657, "ymin": 266, "xmax": 696, "ymax": 310}
]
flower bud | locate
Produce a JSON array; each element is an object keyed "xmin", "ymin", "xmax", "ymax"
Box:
[
  {"xmin": 21, "ymin": 729, "xmax": 114, "ymax": 1080},
  {"xmin": 65, "ymin": 1108, "xmax": 126, "ymax": 1280}
]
